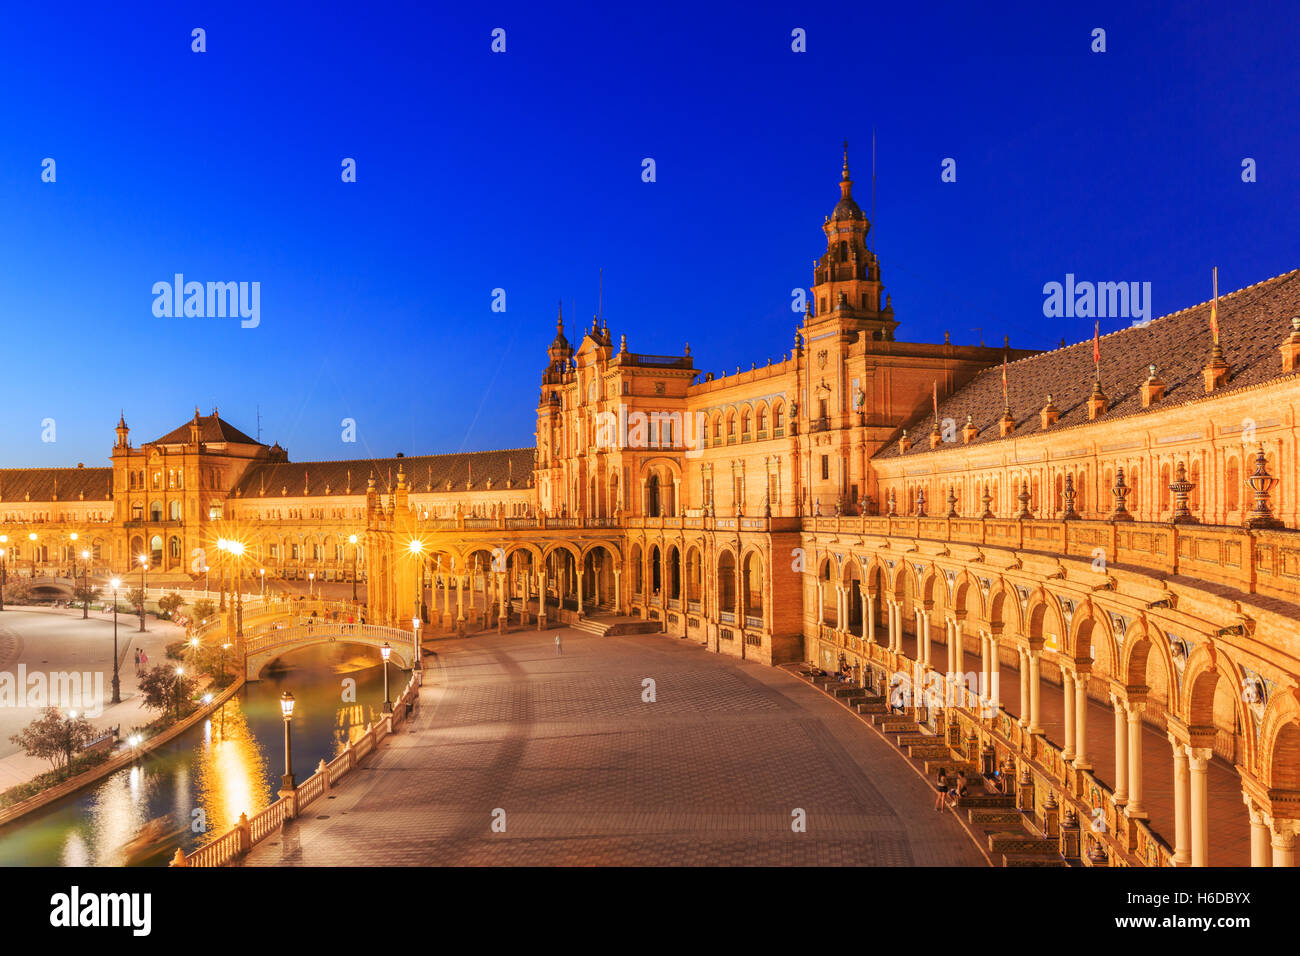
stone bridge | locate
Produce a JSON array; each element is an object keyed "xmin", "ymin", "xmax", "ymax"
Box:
[{"xmin": 242, "ymin": 623, "xmax": 417, "ymax": 680}]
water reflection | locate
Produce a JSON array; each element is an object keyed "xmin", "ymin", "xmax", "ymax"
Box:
[{"xmin": 0, "ymin": 642, "xmax": 404, "ymax": 867}]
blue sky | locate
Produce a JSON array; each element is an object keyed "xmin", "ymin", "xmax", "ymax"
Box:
[{"xmin": 2, "ymin": 1, "xmax": 1297, "ymax": 467}]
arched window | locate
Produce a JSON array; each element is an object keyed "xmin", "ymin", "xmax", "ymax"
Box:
[
  {"xmin": 774, "ymin": 403, "xmax": 785, "ymax": 431},
  {"xmin": 756, "ymin": 407, "xmax": 767, "ymax": 433},
  {"xmin": 718, "ymin": 552, "xmax": 737, "ymax": 615},
  {"xmin": 741, "ymin": 410, "xmax": 751, "ymax": 438},
  {"xmin": 150, "ymin": 500, "xmax": 163, "ymax": 522},
  {"xmin": 838, "ymin": 240, "xmax": 848, "ymax": 262}
]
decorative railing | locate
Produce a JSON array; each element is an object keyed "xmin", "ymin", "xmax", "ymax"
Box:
[{"xmin": 173, "ymin": 672, "xmax": 420, "ymax": 868}]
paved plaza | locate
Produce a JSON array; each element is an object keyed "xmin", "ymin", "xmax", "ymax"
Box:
[
  {"xmin": 243, "ymin": 629, "xmax": 985, "ymax": 866},
  {"xmin": 0, "ymin": 606, "xmax": 183, "ymax": 789}
]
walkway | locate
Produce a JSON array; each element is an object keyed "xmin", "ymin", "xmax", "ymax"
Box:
[
  {"xmin": 897, "ymin": 631, "xmax": 1251, "ymax": 865},
  {"xmin": 243, "ymin": 629, "xmax": 985, "ymax": 866}
]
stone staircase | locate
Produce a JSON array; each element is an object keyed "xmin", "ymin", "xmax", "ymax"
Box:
[{"xmin": 572, "ymin": 616, "xmax": 663, "ymax": 637}]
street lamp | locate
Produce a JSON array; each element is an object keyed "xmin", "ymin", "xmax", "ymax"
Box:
[
  {"xmin": 348, "ymin": 534, "xmax": 358, "ymax": 603},
  {"xmin": 137, "ymin": 555, "xmax": 148, "ymax": 632},
  {"xmin": 308, "ymin": 571, "xmax": 315, "ymax": 600},
  {"xmin": 173, "ymin": 666, "xmax": 184, "ymax": 719},
  {"xmin": 407, "ymin": 539, "xmax": 425, "ymax": 627},
  {"xmin": 110, "ymin": 577, "xmax": 122, "ymax": 704},
  {"xmin": 280, "ymin": 691, "xmax": 296, "ymax": 789},
  {"xmin": 220, "ymin": 642, "xmax": 232, "ymax": 684},
  {"xmin": 259, "ymin": 567, "xmax": 265, "ymax": 600},
  {"xmin": 80, "ymin": 549, "xmax": 90, "ymax": 619},
  {"xmin": 380, "ymin": 641, "xmax": 392, "ymax": 713},
  {"xmin": 29, "ymin": 532, "xmax": 37, "ymax": 577},
  {"xmin": 68, "ymin": 532, "xmax": 77, "ymax": 579},
  {"xmin": 226, "ymin": 539, "xmax": 246, "ymax": 638},
  {"xmin": 412, "ymin": 616, "xmax": 422, "ymax": 671},
  {"xmin": 203, "ymin": 564, "xmax": 210, "ymax": 596},
  {"xmin": 0, "ymin": 536, "xmax": 7, "ymax": 612}
]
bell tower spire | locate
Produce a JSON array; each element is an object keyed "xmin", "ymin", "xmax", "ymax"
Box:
[{"xmin": 808, "ymin": 143, "xmax": 896, "ymax": 342}]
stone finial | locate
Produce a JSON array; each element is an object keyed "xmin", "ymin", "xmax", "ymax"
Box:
[
  {"xmin": 1086, "ymin": 379, "xmax": 1108, "ymax": 421},
  {"xmin": 1110, "ymin": 466, "xmax": 1134, "ymax": 522},
  {"xmin": 998, "ymin": 407, "xmax": 1015, "ymax": 437},
  {"xmin": 1015, "ymin": 485, "xmax": 1032, "ymax": 520},
  {"xmin": 1203, "ymin": 340, "xmax": 1230, "ymax": 393},
  {"xmin": 1140, "ymin": 364, "xmax": 1166, "ymax": 407},
  {"xmin": 979, "ymin": 485, "xmax": 994, "ymax": 519},
  {"xmin": 1244, "ymin": 444, "xmax": 1282, "ymax": 529},
  {"xmin": 1280, "ymin": 315, "xmax": 1300, "ymax": 372},
  {"xmin": 1062, "ymin": 473, "xmax": 1078, "ymax": 520},
  {"xmin": 915, "ymin": 488, "xmax": 927, "ymax": 518},
  {"xmin": 886, "ymin": 488, "xmax": 897, "ymax": 517},
  {"xmin": 962, "ymin": 413, "xmax": 978, "ymax": 444},
  {"xmin": 1169, "ymin": 460, "xmax": 1197, "ymax": 525},
  {"xmin": 945, "ymin": 487, "xmax": 958, "ymax": 518},
  {"xmin": 1040, "ymin": 394, "xmax": 1059, "ymax": 430},
  {"xmin": 899, "ymin": 428, "xmax": 912, "ymax": 452}
]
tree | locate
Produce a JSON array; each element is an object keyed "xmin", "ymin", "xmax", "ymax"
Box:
[
  {"xmin": 10, "ymin": 707, "xmax": 97, "ymax": 778},
  {"xmin": 127, "ymin": 587, "xmax": 146, "ymax": 612},
  {"xmin": 157, "ymin": 592, "xmax": 185, "ymax": 619},
  {"xmin": 138, "ymin": 664, "xmax": 199, "ymax": 720},
  {"xmin": 191, "ymin": 598, "xmax": 216, "ymax": 622},
  {"xmin": 73, "ymin": 582, "xmax": 101, "ymax": 606}
]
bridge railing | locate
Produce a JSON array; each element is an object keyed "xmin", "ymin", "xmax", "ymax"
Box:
[
  {"xmin": 173, "ymin": 670, "xmax": 420, "ymax": 868},
  {"xmin": 243, "ymin": 623, "xmax": 415, "ymax": 659}
]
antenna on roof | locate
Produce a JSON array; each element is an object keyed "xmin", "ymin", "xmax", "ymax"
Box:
[
  {"xmin": 256, "ymin": 404, "xmax": 262, "ymax": 442},
  {"xmin": 597, "ymin": 268, "xmax": 604, "ymax": 324},
  {"xmin": 871, "ymin": 128, "xmax": 876, "ymax": 253}
]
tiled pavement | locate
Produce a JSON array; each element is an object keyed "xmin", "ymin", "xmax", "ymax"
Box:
[
  {"xmin": 242, "ymin": 630, "xmax": 986, "ymax": 866},
  {"xmin": 898, "ymin": 632, "xmax": 1251, "ymax": 866}
]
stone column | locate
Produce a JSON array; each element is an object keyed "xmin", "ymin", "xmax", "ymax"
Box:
[
  {"xmin": 536, "ymin": 567, "xmax": 547, "ymax": 630},
  {"xmin": 816, "ymin": 582, "xmax": 825, "ymax": 626},
  {"xmin": 1028, "ymin": 649, "xmax": 1043, "ymax": 734},
  {"xmin": 1074, "ymin": 670, "xmax": 1091, "ymax": 770},
  {"xmin": 1245, "ymin": 795, "xmax": 1271, "ymax": 867},
  {"xmin": 920, "ymin": 610, "xmax": 931, "ymax": 668},
  {"xmin": 865, "ymin": 592, "xmax": 876, "ymax": 644},
  {"xmin": 979, "ymin": 631, "xmax": 991, "ymax": 707},
  {"xmin": 576, "ymin": 564, "xmax": 584, "ymax": 617},
  {"xmin": 1170, "ymin": 735, "xmax": 1191, "ymax": 865},
  {"xmin": 1271, "ymin": 820, "xmax": 1297, "ymax": 867},
  {"xmin": 1111, "ymin": 694, "xmax": 1129, "ymax": 804},
  {"xmin": 835, "ymin": 585, "xmax": 844, "ymax": 631},
  {"xmin": 860, "ymin": 587, "xmax": 870, "ymax": 642},
  {"xmin": 613, "ymin": 569, "xmax": 622, "ymax": 615},
  {"xmin": 1062, "ymin": 668, "xmax": 1076, "ymax": 760},
  {"xmin": 1188, "ymin": 746, "xmax": 1212, "ymax": 866},
  {"xmin": 672, "ymin": 478, "xmax": 681, "ymax": 518},
  {"xmin": 1125, "ymin": 701, "xmax": 1147, "ymax": 818},
  {"xmin": 988, "ymin": 634, "xmax": 1000, "ymax": 713},
  {"xmin": 1017, "ymin": 649, "xmax": 1030, "ymax": 728}
]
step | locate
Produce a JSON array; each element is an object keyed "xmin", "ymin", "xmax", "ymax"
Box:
[
  {"xmin": 958, "ymin": 793, "xmax": 1017, "ymax": 809},
  {"xmin": 1002, "ymin": 853, "xmax": 1068, "ymax": 868},
  {"xmin": 968, "ymin": 809, "xmax": 1026, "ymax": 827},
  {"xmin": 882, "ymin": 721, "xmax": 920, "ymax": 734},
  {"xmin": 988, "ymin": 833, "xmax": 1059, "ymax": 856},
  {"xmin": 907, "ymin": 743, "xmax": 951, "ymax": 760},
  {"xmin": 894, "ymin": 732, "xmax": 934, "ymax": 746}
]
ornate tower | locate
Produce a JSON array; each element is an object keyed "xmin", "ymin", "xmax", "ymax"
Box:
[{"xmin": 807, "ymin": 143, "xmax": 896, "ymax": 342}]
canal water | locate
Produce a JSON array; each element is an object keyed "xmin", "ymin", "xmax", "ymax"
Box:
[{"xmin": 0, "ymin": 642, "xmax": 408, "ymax": 866}]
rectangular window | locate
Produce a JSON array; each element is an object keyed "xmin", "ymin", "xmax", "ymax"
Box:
[{"xmin": 821, "ymin": 455, "xmax": 829, "ymax": 481}]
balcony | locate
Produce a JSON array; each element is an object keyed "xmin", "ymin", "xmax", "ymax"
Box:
[{"xmin": 808, "ymin": 416, "xmax": 831, "ymax": 433}]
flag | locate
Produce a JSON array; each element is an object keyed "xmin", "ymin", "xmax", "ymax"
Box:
[
  {"xmin": 1001, "ymin": 354, "xmax": 1008, "ymax": 405},
  {"xmin": 1093, "ymin": 320, "xmax": 1100, "ymax": 366},
  {"xmin": 1210, "ymin": 266, "xmax": 1219, "ymax": 344},
  {"xmin": 932, "ymin": 380, "xmax": 938, "ymax": 417}
]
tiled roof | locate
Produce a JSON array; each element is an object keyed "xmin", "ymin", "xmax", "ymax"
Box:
[
  {"xmin": 0, "ymin": 466, "xmax": 113, "ymax": 503},
  {"xmin": 230, "ymin": 448, "xmax": 536, "ymax": 498},
  {"xmin": 874, "ymin": 268, "xmax": 1300, "ymax": 460},
  {"xmin": 150, "ymin": 414, "xmax": 262, "ymax": 446}
]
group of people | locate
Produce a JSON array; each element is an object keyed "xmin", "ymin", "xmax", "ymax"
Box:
[
  {"xmin": 133, "ymin": 647, "xmax": 149, "ymax": 674},
  {"xmin": 933, "ymin": 767, "xmax": 971, "ymax": 811}
]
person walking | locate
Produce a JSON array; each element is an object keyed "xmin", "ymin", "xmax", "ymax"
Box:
[
  {"xmin": 134, "ymin": 648, "xmax": 141, "ymax": 674},
  {"xmin": 555, "ymin": 633, "xmax": 563, "ymax": 656}
]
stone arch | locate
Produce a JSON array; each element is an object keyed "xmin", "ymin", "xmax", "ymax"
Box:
[
  {"xmin": 1258, "ymin": 691, "xmax": 1300, "ymax": 790},
  {"xmin": 1181, "ymin": 645, "xmax": 1255, "ymax": 768},
  {"xmin": 1069, "ymin": 607, "xmax": 1117, "ymax": 681},
  {"xmin": 717, "ymin": 547, "xmax": 738, "ymax": 616},
  {"xmin": 741, "ymin": 548, "xmax": 764, "ymax": 623},
  {"xmin": 1121, "ymin": 620, "xmax": 1178, "ymax": 716}
]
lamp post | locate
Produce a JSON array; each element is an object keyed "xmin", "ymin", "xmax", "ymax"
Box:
[
  {"xmin": 203, "ymin": 564, "xmax": 210, "ymax": 596},
  {"xmin": 173, "ymin": 666, "xmax": 184, "ymax": 720},
  {"xmin": 220, "ymin": 642, "xmax": 231, "ymax": 684},
  {"xmin": 412, "ymin": 616, "xmax": 422, "ymax": 673},
  {"xmin": 68, "ymin": 532, "xmax": 77, "ymax": 580},
  {"xmin": 259, "ymin": 568, "xmax": 265, "ymax": 600},
  {"xmin": 308, "ymin": 571, "xmax": 315, "ymax": 600},
  {"xmin": 110, "ymin": 577, "xmax": 121, "ymax": 704},
  {"xmin": 380, "ymin": 641, "xmax": 392, "ymax": 712},
  {"xmin": 407, "ymin": 539, "xmax": 424, "ymax": 625},
  {"xmin": 138, "ymin": 555, "xmax": 148, "ymax": 632},
  {"xmin": 80, "ymin": 549, "xmax": 90, "ymax": 619},
  {"xmin": 0, "ymin": 537, "xmax": 7, "ymax": 612},
  {"xmin": 280, "ymin": 691, "xmax": 295, "ymax": 789},
  {"xmin": 349, "ymin": 534, "xmax": 359, "ymax": 603},
  {"xmin": 29, "ymin": 532, "xmax": 37, "ymax": 577},
  {"xmin": 226, "ymin": 540, "xmax": 246, "ymax": 639}
]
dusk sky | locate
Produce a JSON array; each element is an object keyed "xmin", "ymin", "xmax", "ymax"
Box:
[{"xmin": 2, "ymin": 1, "xmax": 1297, "ymax": 468}]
